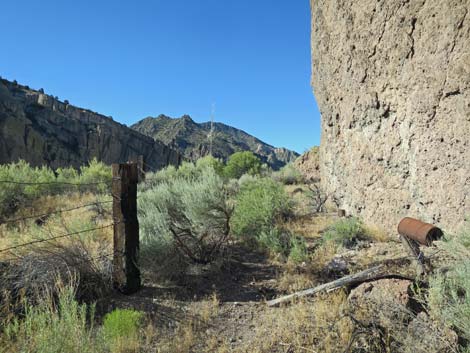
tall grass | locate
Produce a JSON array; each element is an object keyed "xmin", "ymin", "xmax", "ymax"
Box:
[
  {"xmin": 428, "ymin": 225, "xmax": 470, "ymax": 344},
  {"xmin": 322, "ymin": 217, "xmax": 369, "ymax": 247},
  {"xmin": 0, "ymin": 159, "xmax": 111, "ymax": 218},
  {"xmin": 2, "ymin": 279, "xmax": 102, "ymax": 353},
  {"xmin": 102, "ymin": 309, "xmax": 144, "ymax": 352},
  {"xmin": 1, "ymin": 279, "xmax": 146, "ymax": 353}
]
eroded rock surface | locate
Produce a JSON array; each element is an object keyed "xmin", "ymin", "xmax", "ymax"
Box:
[
  {"xmin": 311, "ymin": 0, "xmax": 470, "ymax": 234},
  {"xmin": 294, "ymin": 146, "xmax": 320, "ymax": 182},
  {"xmin": 0, "ymin": 79, "xmax": 181, "ymax": 170}
]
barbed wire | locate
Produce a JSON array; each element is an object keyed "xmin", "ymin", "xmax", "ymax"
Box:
[
  {"xmin": 0, "ymin": 200, "xmax": 114, "ymax": 225},
  {"xmin": 0, "ymin": 222, "xmax": 118, "ymax": 254},
  {"xmin": 0, "ymin": 249, "xmax": 123, "ymax": 266},
  {"xmin": 0, "ymin": 180, "xmax": 111, "ymax": 187}
]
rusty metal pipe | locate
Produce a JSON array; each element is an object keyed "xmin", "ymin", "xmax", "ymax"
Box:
[{"xmin": 397, "ymin": 217, "xmax": 443, "ymax": 246}]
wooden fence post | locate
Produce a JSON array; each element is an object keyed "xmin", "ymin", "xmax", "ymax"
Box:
[
  {"xmin": 112, "ymin": 163, "xmax": 141, "ymax": 294},
  {"xmin": 127, "ymin": 156, "xmax": 145, "ymax": 183}
]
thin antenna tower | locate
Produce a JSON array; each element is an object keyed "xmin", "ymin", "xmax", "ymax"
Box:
[{"xmin": 209, "ymin": 103, "xmax": 215, "ymax": 156}]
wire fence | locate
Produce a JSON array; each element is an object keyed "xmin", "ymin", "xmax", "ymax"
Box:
[
  {"xmin": 0, "ymin": 179, "xmax": 119, "ymax": 258},
  {"xmin": 0, "ymin": 200, "xmax": 113, "ymax": 225},
  {"xmin": 0, "ymin": 180, "xmax": 111, "ymax": 186},
  {"xmin": 0, "ymin": 223, "xmax": 118, "ymax": 254}
]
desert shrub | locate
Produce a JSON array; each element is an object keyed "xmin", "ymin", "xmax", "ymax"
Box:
[
  {"xmin": 2, "ymin": 279, "xmax": 104, "ymax": 353},
  {"xmin": 0, "ymin": 160, "xmax": 111, "ymax": 218},
  {"xmin": 142, "ymin": 165, "xmax": 178, "ymax": 190},
  {"xmin": 231, "ymin": 178, "xmax": 295, "ymax": 257},
  {"xmin": 428, "ymin": 226, "xmax": 470, "ymax": 343},
  {"xmin": 138, "ymin": 167, "xmax": 232, "ymax": 267},
  {"xmin": 101, "ymin": 309, "xmax": 144, "ymax": 352},
  {"xmin": 288, "ymin": 236, "xmax": 309, "ymax": 263},
  {"xmin": 0, "ymin": 161, "xmax": 56, "ymax": 216},
  {"xmin": 257, "ymin": 227, "xmax": 291, "ymax": 256},
  {"xmin": 231, "ymin": 177, "xmax": 291, "ymax": 240},
  {"xmin": 306, "ymin": 183, "xmax": 329, "ymax": 213},
  {"xmin": 0, "ymin": 248, "xmax": 112, "ymax": 320},
  {"xmin": 142, "ymin": 157, "xmax": 224, "ymax": 191},
  {"xmin": 271, "ymin": 163, "xmax": 303, "ymax": 185},
  {"xmin": 176, "ymin": 161, "xmax": 198, "ymax": 179},
  {"xmin": 224, "ymin": 151, "xmax": 262, "ymax": 179},
  {"xmin": 195, "ymin": 156, "xmax": 224, "ymax": 176},
  {"xmin": 322, "ymin": 217, "xmax": 368, "ymax": 247},
  {"xmin": 76, "ymin": 158, "xmax": 112, "ymax": 194}
]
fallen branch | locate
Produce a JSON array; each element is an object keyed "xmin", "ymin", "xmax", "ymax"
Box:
[{"xmin": 267, "ymin": 265, "xmax": 410, "ymax": 307}]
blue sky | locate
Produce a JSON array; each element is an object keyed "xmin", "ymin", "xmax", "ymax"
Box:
[{"xmin": 0, "ymin": 0, "xmax": 321, "ymax": 153}]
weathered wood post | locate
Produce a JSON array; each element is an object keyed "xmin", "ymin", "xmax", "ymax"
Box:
[
  {"xmin": 127, "ymin": 155, "xmax": 145, "ymax": 183},
  {"xmin": 112, "ymin": 163, "xmax": 141, "ymax": 294},
  {"xmin": 137, "ymin": 155, "xmax": 145, "ymax": 182}
]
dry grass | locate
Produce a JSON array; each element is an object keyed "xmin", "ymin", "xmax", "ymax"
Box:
[
  {"xmin": 231, "ymin": 291, "xmax": 353, "ymax": 353},
  {"xmin": 0, "ymin": 192, "xmax": 113, "ymax": 257},
  {"xmin": 152, "ymin": 292, "xmax": 220, "ymax": 353},
  {"xmin": 0, "ymin": 192, "xmax": 114, "ymax": 321},
  {"xmin": 285, "ymin": 215, "xmax": 336, "ymax": 239},
  {"xmin": 363, "ymin": 224, "xmax": 390, "ymax": 243}
]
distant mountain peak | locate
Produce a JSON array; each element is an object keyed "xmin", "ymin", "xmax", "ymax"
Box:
[{"xmin": 131, "ymin": 114, "xmax": 299, "ymax": 169}]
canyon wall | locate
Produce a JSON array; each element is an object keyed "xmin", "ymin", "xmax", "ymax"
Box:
[
  {"xmin": 311, "ymin": 0, "xmax": 469, "ymax": 233},
  {"xmin": 0, "ymin": 79, "xmax": 182, "ymax": 170}
]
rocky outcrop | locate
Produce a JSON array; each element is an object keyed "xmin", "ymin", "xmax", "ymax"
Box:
[
  {"xmin": 294, "ymin": 146, "xmax": 320, "ymax": 182},
  {"xmin": 311, "ymin": 0, "xmax": 470, "ymax": 234},
  {"xmin": 0, "ymin": 79, "xmax": 182, "ymax": 170},
  {"xmin": 131, "ymin": 115, "xmax": 299, "ymax": 170}
]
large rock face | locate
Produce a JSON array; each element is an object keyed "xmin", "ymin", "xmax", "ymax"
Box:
[
  {"xmin": 0, "ymin": 79, "xmax": 182, "ymax": 170},
  {"xmin": 311, "ymin": 0, "xmax": 470, "ymax": 234}
]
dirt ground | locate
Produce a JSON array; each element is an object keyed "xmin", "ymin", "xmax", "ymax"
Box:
[{"xmin": 104, "ymin": 214, "xmax": 420, "ymax": 353}]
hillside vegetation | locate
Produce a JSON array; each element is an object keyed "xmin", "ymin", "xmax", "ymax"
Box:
[
  {"xmin": 0, "ymin": 155, "xmax": 468, "ymax": 352},
  {"xmin": 131, "ymin": 114, "xmax": 298, "ymax": 170}
]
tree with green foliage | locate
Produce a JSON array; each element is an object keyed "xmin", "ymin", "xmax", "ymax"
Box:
[{"xmin": 224, "ymin": 151, "xmax": 262, "ymax": 179}]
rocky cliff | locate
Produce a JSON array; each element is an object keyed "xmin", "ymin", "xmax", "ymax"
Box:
[
  {"xmin": 311, "ymin": 0, "xmax": 469, "ymax": 233},
  {"xmin": 132, "ymin": 115, "xmax": 299, "ymax": 170},
  {"xmin": 0, "ymin": 79, "xmax": 181, "ymax": 170},
  {"xmin": 294, "ymin": 146, "xmax": 320, "ymax": 182}
]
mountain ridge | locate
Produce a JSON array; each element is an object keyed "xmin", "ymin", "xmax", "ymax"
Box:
[
  {"xmin": 131, "ymin": 115, "xmax": 299, "ymax": 170},
  {"xmin": 0, "ymin": 78, "xmax": 182, "ymax": 170}
]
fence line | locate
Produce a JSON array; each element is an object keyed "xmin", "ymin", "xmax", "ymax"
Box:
[
  {"xmin": 0, "ymin": 200, "xmax": 113, "ymax": 225},
  {"xmin": 0, "ymin": 222, "xmax": 118, "ymax": 253},
  {"xmin": 0, "ymin": 180, "xmax": 111, "ymax": 187},
  {"xmin": 0, "ymin": 249, "xmax": 123, "ymax": 266}
]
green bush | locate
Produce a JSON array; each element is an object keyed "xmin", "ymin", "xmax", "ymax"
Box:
[
  {"xmin": 322, "ymin": 217, "xmax": 368, "ymax": 247},
  {"xmin": 288, "ymin": 236, "xmax": 309, "ymax": 263},
  {"xmin": 271, "ymin": 163, "xmax": 303, "ymax": 185},
  {"xmin": 224, "ymin": 151, "xmax": 262, "ymax": 179},
  {"xmin": 0, "ymin": 160, "xmax": 56, "ymax": 216},
  {"xmin": 231, "ymin": 178, "xmax": 291, "ymax": 246},
  {"xmin": 76, "ymin": 158, "xmax": 112, "ymax": 194},
  {"xmin": 102, "ymin": 309, "xmax": 144, "ymax": 352},
  {"xmin": 138, "ymin": 166, "xmax": 232, "ymax": 266},
  {"xmin": 2, "ymin": 282, "xmax": 103, "ymax": 353},
  {"xmin": 0, "ymin": 159, "xmax": 111, "ymax": 218},
  {"xmin": 428, "ymin": 226, "xmax": 470, "ymax": 343},
  {"xmin": 195, "ymin": 155, "xmax": 225, "ymax": 176},
  {"xmin": 257, "ymin": 227, "xmax": 291, "ymax": 256},
  {"xmin": 142, "ymin": 157, "xmax": 225, "ymax": 191}
]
